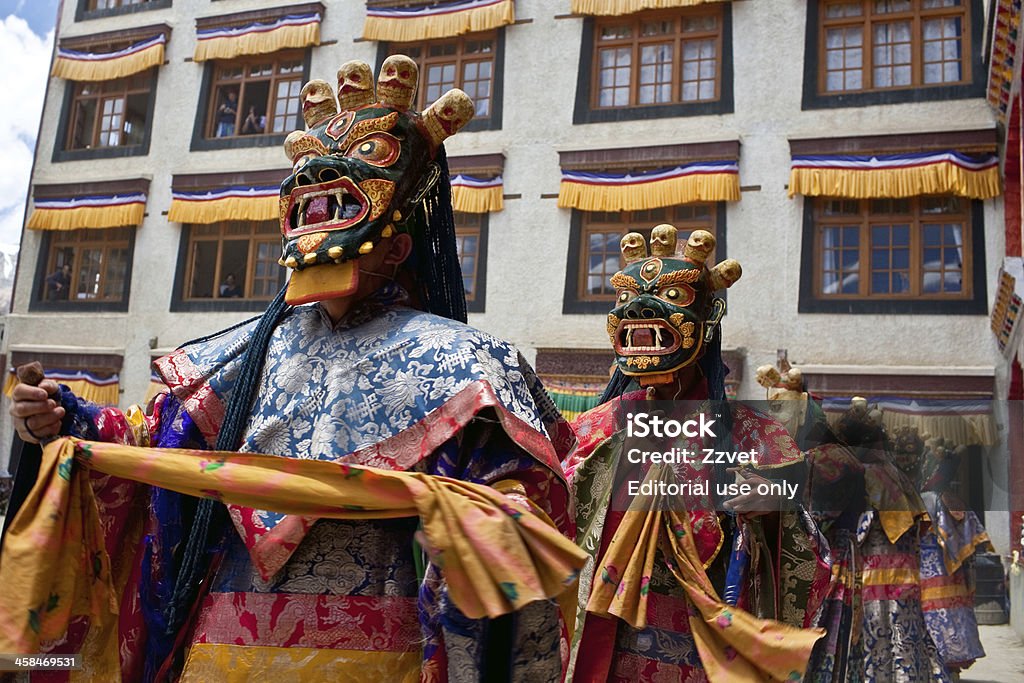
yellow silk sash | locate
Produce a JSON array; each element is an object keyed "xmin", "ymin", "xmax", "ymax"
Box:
[
  {"xmin": 0, "ymin": 438, "xmax": 586, "ymax": 673},
  {"xmin": 586, "ymin": 465, "xmax": 823, "ymax": 682}
]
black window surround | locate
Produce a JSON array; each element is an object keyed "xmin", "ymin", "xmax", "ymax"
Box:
[
  {"xmin": 563, "ymin": 202, "xmax": 728, "ymax": 315},
  {"xmin": 30, "ymin": 229, "xmax": 136, "ymax": 313},
  {"xmin": 797, "ymin": 197, "xmax": 987, "ymax": 314},
  {"xmin": 573, "ymin": 5, "xmax": 734, "ymax": 125},
  {"xmin": 801, "ymin": 0, "xmax": 985, "ymax": 110},
  {"xmin": 460, "ymin": 213, "xmax": 489, "ymax": 314},
  {"xmin": 374, "ymin": 28, "xmax": 506, "ymax": 133},
  {"xmin": 76, "ymin": 0, "xmax": 171, "ymax": 22},
  {"xmin": 190, "ymin": 50, "xmax": 311, "ymax": 152},
  {"xmin": 52, "ymin": 74, "xmax": 160, "ymax": 163}
]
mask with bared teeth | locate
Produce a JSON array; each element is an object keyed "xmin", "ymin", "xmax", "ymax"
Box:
[
  {"xmin": 278, "ymin": 55, "xmax": 474, "ymax": 305},
  {"xmin": 607, "ymin": 224, "xmax": 741, "ymax": 384}
]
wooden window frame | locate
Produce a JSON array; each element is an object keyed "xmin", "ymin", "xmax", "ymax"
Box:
[
  {"xmin": 30, "ymin": 227, "xmax": 136, "ymax": 313},
  {"xmin": 591, "ymin": 8, "xmax": 722, "ymax": 110},
  {"xmin": 171, "ymin": 221, "xmax": 287, "ymax": 313},
  {"xmin": 64, "ymin": 72, "xmax": 153, "ymax": 152},
  {"xmin": 454, "ymin": 212, "xmax": 488, "ymax": 313},
  {"xmin": 53, "ymin": 70, "xmax": 159, "ymax": 163},
  {"xmin": 799, "ymin": 195, "xmax": 987, "ymax": 314},
  {"xmin": 190, "ymin": 49, "xmax": 310, "ymax": 152},
  {"xmin": 818, "ymin": 0, "xmax": 970, "ymax": 95},
  {"xmin": 377, "ymin": 29, "xmax": 505, "ymax": 133},
  {"xmin": 811, "ymin": 196, "xmax": 972, "ymax": 299},
  {"xmin": 203, "ymin": 51, "xmax": 305, "ymax": 140},
  {"xmin": 76, "ymin": 0, "xmax": 170, "ymax": 22},
  {"xmin": 802, "ymin": 0, "xmax": 984, "ymax": 109},
  {"xmin": 574, "ymin": 7, "xmax": 733, "ymax": 124},
  {"xmin": 564, "ymin": 202, "xmax": 726, "ymax": 314}
]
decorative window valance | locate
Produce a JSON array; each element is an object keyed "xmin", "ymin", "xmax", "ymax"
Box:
[
  {"xmin": 5, "ymin": 351, "xmax": 122, "ymax": 406},
  {"xmin": 449, "ymin": 153, "xmax": 505, "ymax": 213},
  {"xmin": 28, "ymin": 179, "xmax": 149, "ymax": 231},
  {"xmin": 534, "ymin": 348, "xmax": 614, "ymax": 422},
  {"xmin": 144, "ymin": 367, "xmax": 167, "ymax": 405},
  {"xmin": 363, "ymin": 0, "xmax": 515, "ymax": 42},
  {"xmin": 571, "ymin": 0, "xmax": 726, "ymax": 17},
  {"xmin": 168, "ymin": 170, "xmax": 288, "ymax": 224},
  {"xmin": 821, "ymin": 398, "xmax": 997, "ymax": 447},
  {"xmin": 557, "ymin": 141, "xmax": 740, "ymax": 211},
  {"xmin": 53, "ymin": 33, "xmax": 167, "ymax": 82},
  {"xmin": 193, "ymin": 4, "xmax": 324, "ymax": 62},
  {"xmin": 987, "ymin": 0, "xmax": 1022, "ymax": 122},
  {"xmin": 788, "ymin": 131, "xmax": 1001, "ymax": 200}
]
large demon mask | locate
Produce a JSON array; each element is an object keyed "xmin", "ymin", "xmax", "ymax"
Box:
[
  {"xmin": 607, "ymin": 225, "xmax": 741, "ymax": 384},
  {"xmin": 279, "ymin": 56, "xmax": 474, "ymax": 305}
]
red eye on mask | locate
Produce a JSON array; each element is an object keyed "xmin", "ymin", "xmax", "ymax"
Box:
[{"xmin": 346, "ymin": 133, "xmax": 400, "ymax": 167}]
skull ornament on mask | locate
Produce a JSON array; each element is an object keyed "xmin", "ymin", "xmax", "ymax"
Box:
[
  {"xmin": 607, "ymin": 226, "xmax": 741, "ymax": 382},
  {"xmin": 278, "ymin": 55, "xmax": 474, "ymax": 305}
]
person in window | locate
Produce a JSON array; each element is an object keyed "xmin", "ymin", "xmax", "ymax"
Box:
[
  {"xmin": 44, "ymin": 264, "xmax": 71, "ymax": 300},
  {"xmin": 218, "ymin": 273, "xmax": 241, "ymax": 298},
  {"xmin": 241, "ymin": 106, "xmax": 263, "ymax": 135},
  {"xmin": 216, "ymin": 90, "xmax": 238, "ymax": 137}
]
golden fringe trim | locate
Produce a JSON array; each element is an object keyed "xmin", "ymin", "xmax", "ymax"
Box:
[
  {"xmin": 27, "ymin": 204, "xmax": 145, "ymax": 231},
  {"xmin": 788, "ymin": 164, "xmax": 1002, "ymax": 200},
  {"xmin": 193, "ymin": 22, "xmax": 320, "ymax": 62},
  {"xmin": 168, "ymin": 196, "xmax": 280, "ymax": 224},
  {"xmin": 143, "ymin": 380, "xmax": 166, "ymax": 406},
  {"xmin": 571, "ymin": 0, "xmax": 724, "ymax": 16},
  {"xmin": 4, "ymin": 374, "xmax": 119, "ymax": 406},
  {"xmin": 51, "ymin": 43, "xmax": 164, "ymax": 82},
  {"xmin": 362, "ymin": 0, "xmax": 514, "ymax": 42},
  {"xmin": 824, "ymin": 410, "xmax": 997, "ymax": 447},
  {"xmin": 557, "ymin": 173, "xmax": 740, "ymax": 211},
  {"xmin": 451, "ymin": 185, "xmax": 503, "ymax": 213}
]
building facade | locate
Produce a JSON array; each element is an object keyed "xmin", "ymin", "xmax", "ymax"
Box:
[{"xmin": 3, "ymin": 0, "xmax": 1011, "ymax": 551}]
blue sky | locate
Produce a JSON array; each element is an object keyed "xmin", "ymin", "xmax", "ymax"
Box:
[
  {"xmin": 0, "ymin": 1, "xmax": 56, "ymax": 248},
  {"xmin": 0, "ymin": 1, "xmax": 58, "ymax": 35}
]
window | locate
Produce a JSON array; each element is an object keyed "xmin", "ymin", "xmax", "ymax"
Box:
[
  {"xmin": 380, "ymin": 30, "xmax": 504, "ymax": 131},
  {"xmin": 66, "ymin": 72, "xmax": 151, "ymax": 150},
  {"xmin": 33, "ymin": 228, "xmax": 134, "ymax": 311},
  {"xmin": 574, "ymin": 6, "xmax": 733, "ymax": 124},
  {"xmin": 800, "ymin": 195, "xmax": 987, "ymax": 313},
  {"xmin": 594, "ymin": 9, "xmax": 721, "ymax": 107},
  {"xmin": 57, "ymin": 70, "xmax": 155, "ymax": 160},
  {"xmin": 565, "ymin": 204, "xmax": 721, "ymax": 313},
  {"xmin": 77, "ymin": 0, "xmax": 169, "ymax": 21},
  {"xmin": 454, "ymin": 212, "xmax": 488, "ymax": 312},
  {"xmin": 172, "ymin": 221, "xmax": 286, "ymax": 311},
  {"xmin": 181, "ymin": 221, "xmax": 285, "ymax": 301},
  {"xmin": 204, "ymin": 52, "xmax": 304, "ymax": 140},
  {"xmin": 804, "ymin": 0, "xmax": 984, "ymax": 107}
]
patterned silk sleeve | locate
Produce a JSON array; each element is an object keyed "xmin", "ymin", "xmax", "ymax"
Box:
[
  {"xmin": 57, "ymin": 386, "xmax": 207, "ymax": 449},
  {"xmin": 418, "ymin": 415, "xmax": 566, "ymax": 683}
]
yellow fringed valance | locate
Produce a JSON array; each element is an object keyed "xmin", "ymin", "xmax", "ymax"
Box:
[
  {"xmin": 4, "ymin": 373, "xmax": 120, "ymax": 407},
  {"xmin": 823, "ymin": 409, "xmax": 998, "ymax": 447},
  {"xmin": 143, "ymin": 379, "xmax": 166, "ymax": 406},
  {"xmin": 51, "ymin": 40, "xmax": 164, "ymax": 82},
  {"xmin": 193, "ymin": 21, "xmax": 320, "ymax": 62},
  {"xmin": 788, "ymin": 162, "xmax": 1002, "ymax": 201},
  {"xmin": 558, "ymin": 171, "xmax": 740, "ymax": 212},
  {"xmin": 363, "ymin": 0, "xmax": 514, "ymax": 42},
  {"xmin": 168, "ymin": 195, "xmax": 280, "ymax": 224},
  {"xmin": 451, "ymin": 184, "xmax": 503, "ymax": 213},
  {"xmin": 571, "ymin": 0, "xmax": 725, "ymax": 16},
  {"xmin": 27, "ymin": 203, "xmax": 145, "ymax": 231}
]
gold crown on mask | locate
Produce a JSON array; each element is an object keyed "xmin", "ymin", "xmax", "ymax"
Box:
[{"xmin": 619, "ymin": 226, "xmax": 742, "ymax": 292}]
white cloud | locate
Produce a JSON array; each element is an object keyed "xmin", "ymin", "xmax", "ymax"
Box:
[{"xmin": 0, "ymin": 15, "xmax": 52, "ymax": 249}]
